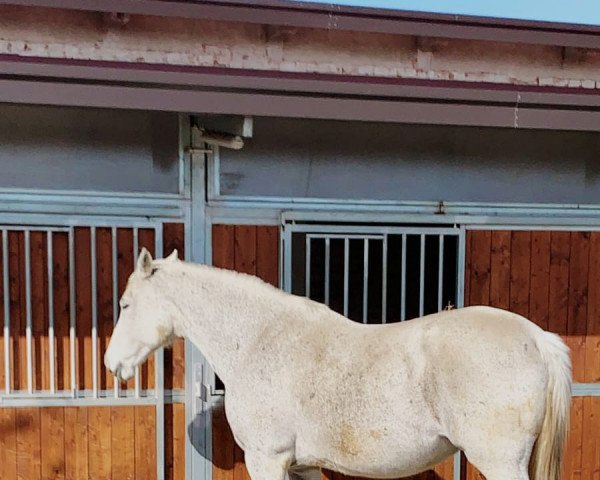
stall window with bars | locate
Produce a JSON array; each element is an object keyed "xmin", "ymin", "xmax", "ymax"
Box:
[
  {"xmin": 0, "ymin": 223, "xmax": 166, "ymax": 404},
  {"xmin": 285, "ymin": 225, "xmax": 465, "ymax": 323}
]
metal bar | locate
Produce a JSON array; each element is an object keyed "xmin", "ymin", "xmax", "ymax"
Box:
[
  {"xmin": 16, "ymin": 382, "xmax": 600, "ymax": 402},
  {"xmin": 400, "ymin": 234, "xmax": 407, "ymax": 321},
  {"xmin": 154, "ymin": 226, "xmax": 165, "ymax": 480},
  {"xmin": 90, "ymin": 227, "xmax": 98, "ymax": 398},
  {"xmin": 278, "ymin": 223, "xmax": 285, "ymax": 290},
  {"xmin": 133, "ymin": 228, "xmax": 140, "ymax": 398},
  {"xmin": 282, "ymin": 225, "xmax": 292, "ymax": 293},
  {"xmin": 419, "ymin": 235, "xmax": 425, "ymax": 317},
  {"xmin": 305, "ymin": 236, "xmax": 311, "ymax": 298},
  {"xmin": 382, "ymin": 235, "xmax": 388, "ymax": 323},
  {"xmin": 343, "ymin": 238, "xmax": 349, "ymax": 317},
  {"xmin": 112, "ymin": 227, "xmax": 119, "ymax": 398},
  {"xmin": 453, "ymin": 453, "xmax": 462, "ymax": 480},
  {"xmin": 2, "ymin": 230, "xmax": 10, "ymax": 395},
  {"xmin": 324, "ymin": 238, "xmax": 330, "ymax": 306},
  {"xmin": 362, "ymin": 239, "xmax": 369, "ymax": 324},
  {"xmin": 47, "ymin": 231, "xmax": 55, "ymax": 395},
  {"xmin": 302, "ymin": 225, "xmax": 459, "ymax": 235},
  {"xmin": 456, "ymin": 227, "xmax": 467, "ymax": 309},
  {"xmin": 24, "ymin": 230, "xmax": 33, "ymax": 395},
  {"xmin": 438, "ymin": 235, "xmax": 444, "ymax": 312},
  {"xmin": 0, "ymin": 388, "xmax": 188, "ymax": 407},
  {"xmin": 307, "ymin": 233, "xmax": 384, "ymax": 240},
  {"xmin": 68, "ymin": 228, "xmax": 76, "ymax": 396},
  {"xmin": 282, "ymin": 208, "xmax": 600, "ymax": 228},
  {"xmin": 572, "ymin": 383, "xmax": 600, "ymax": 396},
  {"xmin": 0, "ymin": 380, "xmax": 596, "ymax": 408},
  {"xmin": 0, "ymin": 225, "xmax": 70, "ymax": 232}
]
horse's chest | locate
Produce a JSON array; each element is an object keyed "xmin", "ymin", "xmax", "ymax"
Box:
[{"xmin": 224, "ymin": 385, "xmax": 296, "ymax": 450}]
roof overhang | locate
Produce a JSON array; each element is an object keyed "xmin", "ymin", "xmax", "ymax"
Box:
[
  {"xmin": 2, "ymin": 55, "xmax": 600, "ymax": 131},
  {"xmin": 1, "ymin": 0, "xmax": 600, "ymax": 49}
]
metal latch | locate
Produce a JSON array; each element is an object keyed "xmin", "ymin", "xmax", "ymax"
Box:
[{"xmin": 194, "ymin": 363, "xmax": 209, "ymax": 413}]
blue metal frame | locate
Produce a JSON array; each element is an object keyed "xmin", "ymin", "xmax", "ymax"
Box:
[{"xmin": 186, "ymin": 127, "xmax": 213, "ymax": 480}]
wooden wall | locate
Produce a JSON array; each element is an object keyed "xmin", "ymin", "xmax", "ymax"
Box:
[
  {"xmin": 210, "ymin": 224, "xmax": 455, "ymax": 480},
  {"xmin": 0, "ymin": 222, "xmax": 186, "ymax": 480},
  {"xmin": 211, "ymin": 225, "xmax": 279, "ymax": 480},
  {"xmin": 465, "ymin": 230, "xmax": 600, "ymax": 479}
]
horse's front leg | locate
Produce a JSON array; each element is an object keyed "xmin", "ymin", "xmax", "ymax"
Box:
[{"xmin": 244, "ymin": 450, "xmax": 293, "ymax": 480}]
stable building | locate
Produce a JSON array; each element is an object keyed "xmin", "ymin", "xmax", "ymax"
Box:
[{"xmin": 0, "ymin": 2, "xmax": 599, "ymax": 480}]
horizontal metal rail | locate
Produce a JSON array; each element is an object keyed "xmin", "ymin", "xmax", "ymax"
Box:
[
  {"xmin": 299, "ymin": 224, "xmax": 461, "ymax": 236},
  {"xmin": 0, "ymin": 389, "xmax": 186, "ymax": 408}
]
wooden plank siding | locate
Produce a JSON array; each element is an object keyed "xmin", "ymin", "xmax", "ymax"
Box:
[
  {"xmin": 210, "ymin": 224, "xmax": 454, "ymax": 480},
  {"xmin": 0, "ymin": 222, "xmax": 186, "ymax": 480},
  {"xmin": 465, "ymin": 230, "xmax": 600, "ymax": 480}
]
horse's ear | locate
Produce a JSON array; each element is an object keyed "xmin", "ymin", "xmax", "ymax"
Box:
[
  {"xmin": 137, "ymin": 247, "xmax": 154, "ymax": 277},
  {"xmin": 166, "ymin": 249, "xmax": 179, "ymax": 262}
]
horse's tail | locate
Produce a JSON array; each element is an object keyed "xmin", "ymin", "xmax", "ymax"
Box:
[{"xmin": 529, "ymin": 331, "xmax": 572, "ymax": 480}]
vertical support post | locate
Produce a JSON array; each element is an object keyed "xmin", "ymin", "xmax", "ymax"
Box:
[
  {"xmin": 111, "ymin": 227, "xmax": 119, "ymax": 398},
  {"xmin": 282, "ymin": 225, "xmax": 292, "ymax": 292},
  {"xmin": 305, "ymin": 236, "xmax": 311, "ymax": 298},
  {"xmin": 324, "ymin": 237, "xmax": 330, "ymax": 306},
  {"xmin": 343, "ymin": 237, "xmax": 349, "ymax": 317},
  {"xmin": 362, "ymin": 238, "xmax": 369, "ymax": 324},
  {"xmin": 90, "ymin": 227, "xmax": 98, "ymax": 398},
  {"xmin": 453, "ymin": 227, "xmax": 467, "ymax": 480},
  {"xmin": 438, "ymin": 235, "xmax": 444, "ymax": 312},
  {"xmin": 133, "ymin": 227, "xmax": 140, "ymax": 398},
  {"xmin": 47, "ymin": 231, "xmax": 55, "ymax": 394},
  {"xmin": 187, "ymin": 125, "xmax": 211, "ymax": 480},
  {"xmin": 2, "ymin": 229, "xmax": 10, "ymax": 395},
  {"xmin": 400, "ymin": 234, "xmax": 407, "ymax": 321},
  {"xmin": 24, "ymin": 230, "xmax": 33, "ymax": 394},
  {"xmin": 68, "ymin": 228, "xmax": 77, "ymax": 397},
  {"xmin": 381, "ymin": 235, "xmax": 388, "ymax": 323},
  {"xmin": 155, "ymin": 226, "xmax": 165, "ymax": 480},
  {"xmin": 419, "ymin": 234, "xmax": 425, "ymax": 317}
]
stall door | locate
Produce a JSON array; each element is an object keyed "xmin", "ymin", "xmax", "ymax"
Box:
[{"xmin": 465, "ymin": 230, "xmax": 600, "ymax": 480}]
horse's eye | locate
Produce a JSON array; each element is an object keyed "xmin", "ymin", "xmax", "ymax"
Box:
[{"xmin": 121, "ymin": 304, "xmax": 129, "ymax": 310}]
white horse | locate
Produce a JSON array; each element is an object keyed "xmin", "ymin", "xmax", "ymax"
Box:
[{"xmin": 105, "ymin": 249, "xmax": 572, "ymax": 480}]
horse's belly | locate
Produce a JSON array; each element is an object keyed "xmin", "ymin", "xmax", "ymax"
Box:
[{"xmin": 295, "ymin": 427, "xmax": 455, "ymax": 478}]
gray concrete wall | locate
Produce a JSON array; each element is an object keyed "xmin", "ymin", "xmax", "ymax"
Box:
[
  {"xmin": 220, "ymin": 117, "xmax": 600, "ymax": 204},
  {"xmin": 0, "ymin": 104, "xmax": 180, "ymax": 193}
]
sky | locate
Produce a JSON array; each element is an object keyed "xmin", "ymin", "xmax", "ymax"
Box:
[{"xmin": 289, "ymin": 0, "xmax": 600, "ymax": 26}]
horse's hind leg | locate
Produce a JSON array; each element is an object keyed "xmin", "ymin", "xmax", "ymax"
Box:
[
  {"xmin": 463, "ymin": 437, "xmax": 533, "ymax": 480},
  {"xmin": 474, "ymin": 463, "xmax": 529, "ymax": 480},
  {"xmin": 245, "ymin": 450, "xmax": 292, "ymax": 480}
]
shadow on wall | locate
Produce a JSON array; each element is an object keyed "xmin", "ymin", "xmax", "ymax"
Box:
[{"xmin": 188, "ymin": 403, "xmax": 444, "ymax": 480}]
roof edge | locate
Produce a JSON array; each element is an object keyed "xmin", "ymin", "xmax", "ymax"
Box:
[{"xmin": 1, "ymin": 0, "xmax": 599, "ymax": 49}]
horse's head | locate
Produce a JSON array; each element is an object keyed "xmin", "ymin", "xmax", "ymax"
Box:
[{"xmin": 104, "ymin": 247, "xmax": 179, "ymax": 381}]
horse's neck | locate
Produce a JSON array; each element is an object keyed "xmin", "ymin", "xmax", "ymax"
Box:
[{"xmin": 167, "ymin": 265, "xmax": 286, "ymax": 385}]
